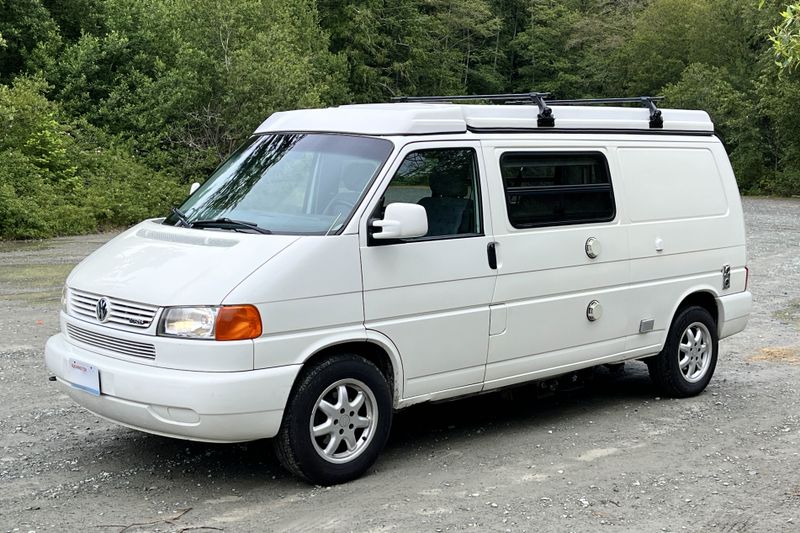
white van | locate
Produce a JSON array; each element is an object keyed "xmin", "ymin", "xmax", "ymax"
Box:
[{"xmin": 45, "ymin": 94, "xmax": 752, "ymax": 485}]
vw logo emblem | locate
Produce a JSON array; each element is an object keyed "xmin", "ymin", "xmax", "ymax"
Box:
[{"xmin": 95, "ymin": 297, "xmax": 110, "ymax": 323}]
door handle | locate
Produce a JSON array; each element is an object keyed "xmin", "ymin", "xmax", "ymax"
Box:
[{"xmin": 487, "ymin": 241, "xmax": 498, "ymax": 270}]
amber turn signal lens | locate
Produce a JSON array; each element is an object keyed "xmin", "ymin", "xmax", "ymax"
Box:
[{"xmin": 214, "ymin": 305, "xmax": 262, "ymax": 341}]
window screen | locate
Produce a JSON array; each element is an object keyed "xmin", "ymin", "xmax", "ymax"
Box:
[{"xmin": 500, "ymin": 152, "xmax": 615, "ymax": 228}]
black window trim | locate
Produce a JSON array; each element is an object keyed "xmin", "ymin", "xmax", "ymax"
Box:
[
  {"xmin": 368, "ymin": 146, "xmax": 485, "ymax": 246},
  {"xmin": 500, "ymin": 150, "xmax": 617, "ymax": 230}
]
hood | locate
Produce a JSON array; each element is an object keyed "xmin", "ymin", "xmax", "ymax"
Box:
[{"xmin": 67, "ymin": 220, "xmax": 298, "ymax": 306}]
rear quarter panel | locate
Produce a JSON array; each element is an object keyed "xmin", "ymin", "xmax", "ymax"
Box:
[{"xmin": 620, "ymin": 138, "xmax": 747, "ymax": 351}]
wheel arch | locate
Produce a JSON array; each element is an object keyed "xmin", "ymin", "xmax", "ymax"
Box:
[
  {"xmin": 668, "ymin": 288, "xmax": 720, "ymax": 335},
  {"xmin": 293, "ymin": 332, "xmax": 404, "ymax": 407}
]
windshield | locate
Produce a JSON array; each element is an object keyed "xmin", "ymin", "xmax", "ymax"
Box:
[{"xmin": 164, "ymin": 133, "xmax": 394, "ymax": 234}]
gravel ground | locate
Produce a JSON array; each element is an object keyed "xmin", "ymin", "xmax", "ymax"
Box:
[{"xmin": 1, "ymin": 197, "xmax": 799, "ymax": 533}]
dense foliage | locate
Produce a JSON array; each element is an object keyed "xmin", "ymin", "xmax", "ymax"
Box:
[
  {"xmin": 0, "ymin": 0, "xmax": 798, "ymax": 239},
  {"xmin": 765, "ymin": 1, "xmax": 800, "ymax": 70}
]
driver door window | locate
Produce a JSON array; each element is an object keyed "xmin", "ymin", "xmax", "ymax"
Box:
[{"xmin": 380, "ymin": 148, "xmax": 482, "ymax": 238}]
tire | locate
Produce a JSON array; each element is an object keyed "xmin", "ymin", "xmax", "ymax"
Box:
[
  {"xmin": 273, "ymin": 354, "xmax": 392, "ymax": 485},
  {"xmin": 647, "ymin": 306, "xmax": 718, "ymax": 398}
]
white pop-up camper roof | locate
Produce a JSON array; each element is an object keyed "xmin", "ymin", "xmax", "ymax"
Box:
[{"xmin": 256, "ymin": 94, "xmax": 714, "ymax": 136}]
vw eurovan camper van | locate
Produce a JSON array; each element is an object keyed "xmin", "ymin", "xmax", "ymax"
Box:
[{"xmin": 45, "ymin": 95, "xmax": 752, "ymax": 484}]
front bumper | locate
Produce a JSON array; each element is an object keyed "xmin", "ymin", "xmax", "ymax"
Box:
[{"xmin": 45, "ymin": 333, "xmax": 300, "ymax": 442}]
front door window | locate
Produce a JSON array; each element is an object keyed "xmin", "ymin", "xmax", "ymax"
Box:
[{"xmin": 378, "ymin": 148, "xmax": 482, "ymax": 238}]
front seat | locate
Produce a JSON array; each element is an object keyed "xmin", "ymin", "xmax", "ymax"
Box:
[{"xmin": 417, "ymin": 168, "xmax": 474, "ymax": 236}]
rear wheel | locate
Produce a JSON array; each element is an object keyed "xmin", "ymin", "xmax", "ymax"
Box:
[
  {"xmin": 274, "ymin": 354, "xmax": 392, "ymax": 485},
  {"xmin": 647, "ymin": 306, "xmax": 718, "ymax": 398}
]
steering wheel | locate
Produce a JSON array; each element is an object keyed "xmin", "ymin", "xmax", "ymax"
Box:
[{"xmin": 324, "ymin": 198, "xmax": 356, "ymax": 216}]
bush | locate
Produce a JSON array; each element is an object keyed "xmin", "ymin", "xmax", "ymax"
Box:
[
  {"xmin": 761, "ymin": 170, "xmax": 800, "ymax": 196},
  {"xmin": 0, "ymin": 76, "xmax": 183, "ymax": 239}
]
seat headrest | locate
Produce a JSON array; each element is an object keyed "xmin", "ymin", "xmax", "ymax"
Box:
[{"xmin": 429, "ymin": 167, "xmax": 469, "ymax": 198}]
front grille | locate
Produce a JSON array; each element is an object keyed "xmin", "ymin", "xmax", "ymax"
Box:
[
  {"xmin": 66, "ymin": 323, "xmax": 157, "ymax": 360},
  {"xmin": 69, "ymin": 289, "xmax": 158, "ymax": 329}
]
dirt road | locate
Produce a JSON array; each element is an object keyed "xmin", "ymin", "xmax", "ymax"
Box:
[{"xmin": 1, "ymin": 198, "xmax": 799, "ymax": 532}]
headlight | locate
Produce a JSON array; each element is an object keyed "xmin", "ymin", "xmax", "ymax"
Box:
[
  {"xmin": 160, "ymin": 307, "xmax": 218, "ymax": 338},
  {"xmin": 159, "ymin": 305, "xmax": 262, "ymax": 341}
]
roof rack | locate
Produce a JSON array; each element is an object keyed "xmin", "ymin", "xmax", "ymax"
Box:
[
  {"xmin": 393, "ymin": 92, "xmax": 554, "ymax": 127},
  {"xmin": 547, "ymin": 97, "xmax": 664, "ymax": 128},
  {"xmin": 391, "ymin": 93, "xmax": 665, "ymax": 129}
]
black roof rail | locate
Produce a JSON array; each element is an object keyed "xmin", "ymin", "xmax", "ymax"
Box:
[{"xmin": 391, "ymin": 93, "xmax": 665, "ymax": 129}]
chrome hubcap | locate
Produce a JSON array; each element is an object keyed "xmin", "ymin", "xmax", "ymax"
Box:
[
  {"xmin": 309, "ymin": 379, "xmax": 377, "ymax": 464},
  {"xmin": 678, "ymin": 322, "xmax": 712, "ymax": 383}
]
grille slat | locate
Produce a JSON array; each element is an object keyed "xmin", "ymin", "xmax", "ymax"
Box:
[
  {"xmin": 66, "ymin": 323, "xmax": 156, "ymax": 359},
  {"xmin": 110, "ymin": 308, "xmax": 153, "ymax": 320},
  {"xmin": 72, "ymin": 302, "xmax": 95, "ymax": 313},
  {"xmin": 68, "ymin": 327, "xmax": 153, "ymax": 350},
  {"xmin": 72, "ymin": 298, "xmax": 97, "ymax": 307},
  {"xmin": 111, "ymin": 302, "xmax": 157, "ymax": 314},
  {"xmin": 68, "ymin": 289, "xmax": 158, "ymax": 329},
  {"xmin": 73, "ymin": 304, "xmax": 94, "ymax": 315}
]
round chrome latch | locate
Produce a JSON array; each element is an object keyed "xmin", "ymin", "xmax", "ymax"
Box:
[
  {"xmin": 586, "ymin": 300, "xmax": 602, "ymax": 321},
  {"xmin": 585, "ymin": 237, "xmax": 601, "ymax": 259}
]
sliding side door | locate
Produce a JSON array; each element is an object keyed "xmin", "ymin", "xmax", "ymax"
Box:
[{"xmin": 482, "ymin": 142, "xmax": 631, "ymax": 389}]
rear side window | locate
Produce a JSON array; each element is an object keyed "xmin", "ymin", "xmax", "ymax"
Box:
[{"xmin": 500, "ymin": 152, "xmax": 615, "ymax": 228}]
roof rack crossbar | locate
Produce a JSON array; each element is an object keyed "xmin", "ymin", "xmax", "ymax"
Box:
[
  {"xmin": 391, "ymin": 93, "xmax": 665, "ymax": 129},
  {"xmin": 546, "ymin": 96, "xmax": 664, "ymax": 128}
]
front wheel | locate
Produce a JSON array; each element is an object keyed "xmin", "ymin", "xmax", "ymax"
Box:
[
  {"xmin": 647, "ymin": 306, "xmax": 718, "ymax": 398},
  {"xmin": 274, "ymin": 354, "xmax": 392, "ymax": 485}
]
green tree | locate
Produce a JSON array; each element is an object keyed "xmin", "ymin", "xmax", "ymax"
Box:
[
  {"xmin": 427, "ymin": 0, "xmax": 502, "ymax": 93},
  {"xmin": 41, "ymin": 0, "xmax": 105, "ymax": 41},
  {"xmin": 509, "ymin": 1, "xmax": 581, "ymax": 96},
  {"xmin": 662, "ymin": 64, "xmax": 765, "ymax": 192},
  {"xmin": 39, "ymin": 0, "xmax": 347, "ymax": 180},
  {"xmin": 0, "ymin": 0, "xmax": 59, "ymax": 81},
  {"xmin": 615, "ymin": 0, "xmax": 754, "ymax": 95},
  {"xmin": 319, "ymin": 0, "xmax": 501, "ymax": 100},
  {"xmin": 765, "ymin": 2, "xmax": 800, "ymax": 71},
  {"xmin": 0, "ymin": 76, "xmax": 182, "ymax": 239},
  {"xmin": 755, "ymin": 70, "xmax": 800, "ymax": 194}
]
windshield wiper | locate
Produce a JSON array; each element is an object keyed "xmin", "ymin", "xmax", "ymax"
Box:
[
  {"xmin": 171, "ymin": 207, "xmax": 191, "ymax": 227},
  {"xmin": 190, "ymin": 218, "xmax": 272, "ymax": 234}
]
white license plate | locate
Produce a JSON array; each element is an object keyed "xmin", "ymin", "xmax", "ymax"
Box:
[{"xmin": 66, "ymin": 358, "xmax": 100, "ymax": 396}]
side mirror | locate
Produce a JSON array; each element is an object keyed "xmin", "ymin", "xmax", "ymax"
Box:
[
  {"xmin": 189, "ymin": 182, "xmax": 201, "ymax": 195},
  {"xmin": 371, "ymin": 203, "xmax": 428, "ymax": 240}
]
